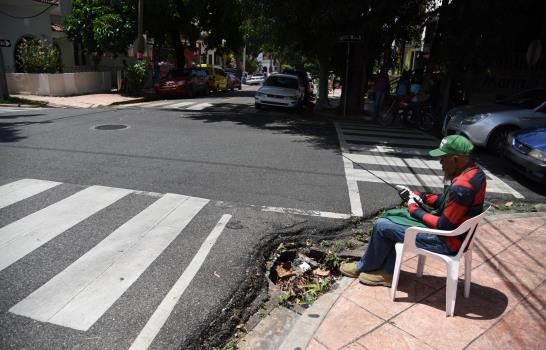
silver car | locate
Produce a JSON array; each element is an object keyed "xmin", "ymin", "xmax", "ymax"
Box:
[{"xmin": 442, "ymin": 89, "xmax": 546, "ymax": 155}]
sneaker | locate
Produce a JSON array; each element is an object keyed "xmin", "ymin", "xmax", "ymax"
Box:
[
  {"xmin": 358, "ymin": 271, "xmax": 393, "ymax": 287},
  {"xmin": 339, "ymin": 261, "xmax": 360, "ymax": 278}
]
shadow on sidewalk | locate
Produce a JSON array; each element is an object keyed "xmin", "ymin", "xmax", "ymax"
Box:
[{"xmin": 396, "ymin": 271, "xmax": 509, "ymax": 320}]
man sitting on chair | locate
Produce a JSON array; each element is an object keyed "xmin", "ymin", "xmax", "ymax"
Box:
[{"xmin": 340, "ymin": 135, "xmax": 486, "ymax": 286}]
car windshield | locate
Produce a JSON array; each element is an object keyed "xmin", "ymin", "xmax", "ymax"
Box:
[
  {"xmin": 500, "ymin": 89, "xmax": 546, "ymax": 109},
  {"xmin": 168, "ymin": 69, "xmax": 191, "ymax": 78},
  {"xmin": 264, "ymin": 76, "xmax": 298, "ymax": 89}
]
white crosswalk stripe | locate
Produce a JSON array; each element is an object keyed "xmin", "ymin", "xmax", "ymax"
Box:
[
  {"xmin": 114, "ymin": 99, "xmax": 249, "ymax": 113},
  {"xmin": 10, "ymin": 193, "xmax": 209, "ymax": 331},
  {"xmin": 0, "ymin": 185, "xmax": 133, "ymax": 271},
  {"xmin": 186, "ymin": 102, "xmax": 213, "ymax": 110},
  {"xmin": 334, "ymin": 122, "xmax": 524, "ymax": 216},
  {"xmin": 0, "ymin": 179, "xmax": 218, "ymax": 341},
  {"xmin": 0, "ymin": 179, "xmax": 61, "ymax": 209}
]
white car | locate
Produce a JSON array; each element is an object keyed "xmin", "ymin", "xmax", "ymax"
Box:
[
  {"xmin": 255, "ymin": 74, "xmax": 304, "ymax": 110},
  {"xmin": 246, "ymin": 74, "xmax": 265, "ymax": 85}
]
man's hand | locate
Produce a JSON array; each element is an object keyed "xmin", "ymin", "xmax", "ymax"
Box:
[
  {"xmin": 396, "ymin": 185, "xmax": 423, "ymax": 204},
  {"xmin": 408, "ymin": 192, "xmax": 423, "ymax": 205},
  {"xmin": 395, "ymin": 185, "xmax": 411, "ymax": 201}
]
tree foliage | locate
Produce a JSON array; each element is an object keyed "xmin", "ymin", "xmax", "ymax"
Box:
[
  {"xmin": 144, "ymin": 0, "xmax": 243, "ymax": 67},
  {"xmin": 126, "ymin": 60, "xmax": 150, "ymax": 95},
  {"xmin": 63, "ymin": 0, "xmax": 137, "ymax": 63},
  {"xmin": 16, "ymin": 38, "xmax": 61, "ymax": 73}
]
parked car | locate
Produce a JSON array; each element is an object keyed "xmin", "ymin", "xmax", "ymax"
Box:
[
  {"xmin": 155, "ymin": 67, "xmax": 208, "ymax": 97},
  {"xmin": 226, "ymin": 71, "xmax": 242, "ymax": 90},
  {"xmin": 281, "ymin": 69, "xmax": 313, "ymax": 103},
  {"xmin": 442, "ymin": 88, "xmax": 546, "ymax": 155},
  {"xmin": 506, "ymin": 128, "xmax": 546, "ymax": 184},
  {"xmin": 246, "ymin": 73, "xmax": 265, "ymax": 85},
  {"xmin": 254, "ymin": 73, "xmax": 304, "ymax": 111},
  {"xmin": 196, "ymin": 64, "xmax": 228, "ymax": 92}
]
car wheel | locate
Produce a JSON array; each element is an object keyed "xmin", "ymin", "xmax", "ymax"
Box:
[{"xmin": 488, "ymin": 126, "xmax": 518, "ymax": 156}]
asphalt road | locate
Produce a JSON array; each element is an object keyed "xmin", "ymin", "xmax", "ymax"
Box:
[{"xmin": 1, "ymin": 88, "xmax": 545, "ymax": 349}]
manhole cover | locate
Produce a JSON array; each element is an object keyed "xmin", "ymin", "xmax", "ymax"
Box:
[{"xmin": 93, "ymin": 124, "xmax": 129, "ymax": 131}]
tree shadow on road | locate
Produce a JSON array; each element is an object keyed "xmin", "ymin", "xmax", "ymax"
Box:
[
  {"xmin": 0, "ymin": 120, "xmax": 51, "ymax": 143},
  {"xmin": 183, "ymin": 108, "xmax": 342, "ymax": 152}
]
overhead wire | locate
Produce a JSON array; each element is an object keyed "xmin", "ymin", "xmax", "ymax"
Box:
[{"xmin": 0, "ymin": 4, "xmax": 54, "ymax": 20}]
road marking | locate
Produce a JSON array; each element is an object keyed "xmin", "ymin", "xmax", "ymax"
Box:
[
  {"xmin": 343, "ymin": 134, "xmax": 438, "ymax": 147},
  {"xmin": 0, "ymin": 186, "xmax": 132, "ymax": 272},
  {"xmin": 0, "ymin": 179, "xmax": 61, "ymax": 209},
  {"xmin": 345, "ymin": 153, "xmax": 441, "ymax": 169},
  {"xmin": 141, "ymin": 100, "xmax": 178, "ymax": 108},
  {"xmin": 335, "ymin": 124, "xmax": 363, "ymax": 216},
  {"xmin": 9, "ymin": 193, "xmax": 209, "ymax": 331},
  {"xmin": 340, "ymin": 127, "xmax": 433, "ymax": 138},
  {"xmin": 259, "ymin": 206, "xmax": 351, "ymax": 219},
  {"xmin": 165, "ymin": 101, "xmax": 195, "ymax": 109},
  {"xmin": 480, "ymin": 167, "xmax": 524, "ymax": 198},
  {"xmin": 348, "ymin": 143, "xmax": 432, "ymax": 157},
  {"xmin": 335, "ymin": 122, "xmax": 524, "ymax": 216},
  {"xmin": 186, "ymin": 102, "xmax": 212, "ymax": 110},
  {"xmin": 0, "ymin": 108, "xmax": 25, "ymax": 113},
  {"xmin": 129, "ymin": 214, "xmax": 231, "ymax": 350}
]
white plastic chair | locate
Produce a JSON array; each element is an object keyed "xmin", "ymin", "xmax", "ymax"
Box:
[{"xmin": 390, "ymin": 207, "xmax": 490, "ymax": 316}]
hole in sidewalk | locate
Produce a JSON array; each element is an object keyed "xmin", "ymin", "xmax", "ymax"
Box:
[{"xmin": 267, "ymin": 243, "xmax": 342, "ymax": 312}]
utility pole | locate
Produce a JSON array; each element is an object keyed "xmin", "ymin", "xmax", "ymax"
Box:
[
  {"xmin": 338, "ymin": 35, "xmax": 361, "ymax": 118},
  {"xmin": 136, "ymin": 0, "xmax": 144, "ymax": 59}
]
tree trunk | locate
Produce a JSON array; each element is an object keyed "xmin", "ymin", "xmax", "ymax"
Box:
[
  {"xmin": 169, "ymin": 31, "xmax": 185, "ymax": 67},
  {"xmin": 345, "ymin": 43, "xmax": 365, "ymax": 115},
  {"xmin": 316, "ymin": 52, "xmax": 330, "ymax": 110}
]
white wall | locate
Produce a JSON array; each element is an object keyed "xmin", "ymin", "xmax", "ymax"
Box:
[{"xmin": 6, "ymin": 72, "xmax": 112, "ymax": 96}]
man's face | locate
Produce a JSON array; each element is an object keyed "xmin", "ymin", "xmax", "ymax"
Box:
[{"xmin": 440, "ymin": 154, "xmax": 458, "ymax": 178}]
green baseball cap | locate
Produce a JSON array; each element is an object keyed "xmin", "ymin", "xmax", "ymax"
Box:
[{"xmin": 429, "ymin": 135, "xmax": 474, "ymax": 157}]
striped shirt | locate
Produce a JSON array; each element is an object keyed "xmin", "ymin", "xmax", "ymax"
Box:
[{"xmin": 409, "ymin": 165, "xmax": 487, "ymax": 252}]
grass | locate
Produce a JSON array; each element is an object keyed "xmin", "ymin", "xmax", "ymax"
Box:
[{"xmin": 0, "ymin": 96, "xmax": 48, "ymax": 107}]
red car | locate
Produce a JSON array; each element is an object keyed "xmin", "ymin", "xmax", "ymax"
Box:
[{"xmin": 155, "ymin": 68, "xmax": 209, "ymax": 97}]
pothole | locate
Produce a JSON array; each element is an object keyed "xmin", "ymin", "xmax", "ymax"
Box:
[
  {"xmin": 92, "ymin": 124, "xmax": 129, "ymax": 131},
  {"xmin": 267, "ymin": 243, "xmax": 342, "ymax": 311}
]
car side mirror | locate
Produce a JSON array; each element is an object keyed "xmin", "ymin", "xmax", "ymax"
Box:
[{"xmin": 534, "ymin": 101, "xmax": 546, "ymax": 113}]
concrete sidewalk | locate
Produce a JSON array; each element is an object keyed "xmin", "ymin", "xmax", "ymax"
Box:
[
  {"xmin": 241, "ymin": 211, "xmax": 546, "ymax": 350},
  {"xmin": 10, "ymin": 93, "xmax": 144, "ymax": 108}
]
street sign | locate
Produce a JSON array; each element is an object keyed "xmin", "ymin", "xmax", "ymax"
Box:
[
  {"xmin": 526, "ymin": 40, "xmax": 542, "ymax": 66},
  {"xmin": 0, "ymin": 39, "xmax": 11, "ymax": 47},
  {"xmin": 339, "ymin": 35, "xmax": 362, "ymax": 43}
]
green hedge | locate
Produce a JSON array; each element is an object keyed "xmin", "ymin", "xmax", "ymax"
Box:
[
  {"xmin": 126, "ymin": 60, "xmax": 150, "ymax": 96},
  {"xmin": 16, "ymin": 38, "xmax": 60, "ymax": 73}
]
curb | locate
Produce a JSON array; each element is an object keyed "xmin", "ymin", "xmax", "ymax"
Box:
[
  {"xmin": 238, "ymin": 277, "xmax": 352, "ymax": 350},
  {"xmin": 278, "ymin": 277, "xmax": 353, "ymax": 350}
]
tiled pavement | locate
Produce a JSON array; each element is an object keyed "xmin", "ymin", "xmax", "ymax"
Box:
[{"xmin": 306, "ymin": 213, "xmax": 546, "ymax": 350}]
